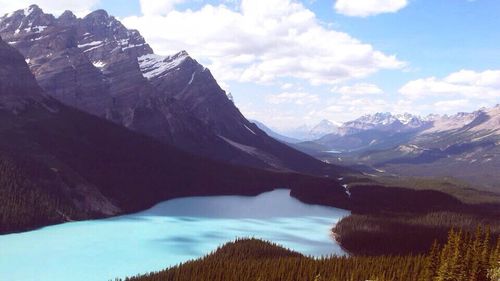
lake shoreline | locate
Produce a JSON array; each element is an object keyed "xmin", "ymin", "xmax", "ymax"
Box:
[{"xmin": 0, "ymin": 189, "xmax": 349, "ymax": 281}]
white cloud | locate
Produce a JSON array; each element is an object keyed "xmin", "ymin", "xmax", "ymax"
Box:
[
  {"xmin": 139, "ymin": 0, "xmax": 185, "ymax": 16},
  {"xmin": 280, "ymin": 83, "xmax": 294, "ymax": 90},
  {"xmin": 303, "ymin": 96, "xmax": 392, "ymax": 123},
  {"xmin": 0, "ymin": 0, "xmax": 100, "ymax": 17},
  {"xmin": 266, "ymin": 92, "xmax": 319, "ymax": 105},
  {"xmin": 123, "ymin": 0, "xmax": 404, "ymax": 87},
  {"xmin": 331, "ymin": 83, "xmax": 383, "ymax": 95},
  {"xmin": 399, "ymin": 70, "xmax": 500, "ymax": 101},
  {"xmin": 434, "ymin": 99, "xmax": 470, "ymax": 112},
  {"xmin": 244, "ymin": 69, "xmax": 500, "ymax": 130},
  {"xmin": 334, "ymin": 0, "xmax": 408, "ymax": 17}
]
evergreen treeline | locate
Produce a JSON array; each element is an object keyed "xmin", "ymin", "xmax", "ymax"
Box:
[
  {"xmin": 334, "ymin": 212, "xmax": 500, "ymax": 255},
  {"xmin": 121, "ymin": 227, "xmax": 500, "ymax": 281},
  {"xmin": 0, "ymin": 155, "xmax": 81, "ymax": 233}
]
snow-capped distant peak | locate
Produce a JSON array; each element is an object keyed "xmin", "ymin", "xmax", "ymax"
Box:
[
  {"xmin": 395, "ymin": 113, "xmax": 415, "ymax": 124},
  {"xmin": 308, "ymin": 119, "xmax": 340, "ymax": 138},
  {"xmin": 339, "ymin": 112, "xmax": 428, "ymax": 134},
  {"xmin": 138, "ymin": 51, "xmax": 190, "ymax": 80},
  {"xmin": 351, "ymin": 112, "xmax": 424, "ymax": 126}
]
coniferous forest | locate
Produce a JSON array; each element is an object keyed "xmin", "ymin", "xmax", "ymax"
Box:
[
  {"xmin": 0, "ymin": 155, "xmax": 82, "ymax": 233},
  {"xmin": 121, "ymin": 227, "xmax": 499, "ymax": 281}
]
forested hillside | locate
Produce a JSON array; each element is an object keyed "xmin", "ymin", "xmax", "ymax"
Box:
[{"xmin": 122, "ymin": 227, "xmax": 499, "ymax": 281}]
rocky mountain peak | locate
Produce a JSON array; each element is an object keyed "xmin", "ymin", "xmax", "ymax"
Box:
[
  {"xmin": 83, "ymin": 9, "xmax": 110, "ymax": 22},
  {"xmin": 0, "ymin": 5, "xmax": 55, "ymax": 37},
  {"xmin": 318, "ymin": 119, "xmax": 334, "ymax": 126},
  {"xmin": 0, "ymin": 6, "xmax": 340, "ymax": 175},
  {"xmin": 309, "ymin": 119, "xmax": 339, "ymax": 138},
  {"xmin": 350, "ymin": 112, "xmax": 425, "ymax": 127},
  {"xmin": 176, "ymin": 50, "xmax": 189, "ymax": 57},
  {"xmin": 338, "ymin": 112, "xmax": 429, "ymax": 136},
  {"xmin": 58, "ymin": 10, "xmax": 77, "ymax": 25}
]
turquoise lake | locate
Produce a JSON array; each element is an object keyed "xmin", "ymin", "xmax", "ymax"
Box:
[{"xmin": 0, "ymin": 189, "xmax": 350, "ymax": 281}]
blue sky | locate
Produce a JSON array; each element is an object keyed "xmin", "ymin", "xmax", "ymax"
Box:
[{"xmin": 2, "ymin": 0, "xmax": 500, "ymax": 131}]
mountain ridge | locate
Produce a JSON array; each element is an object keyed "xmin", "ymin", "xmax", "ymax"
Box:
[
  {"xmin": 0, "ymin": 5, "xmax": 345, "ymax": 176},
  {"xmin": 0, "ymin": 34, "xmax": 355, "ymax": 233},
  {"xmin": 283, "ymin": 105, "xmax": 500, "ymax": 190}
]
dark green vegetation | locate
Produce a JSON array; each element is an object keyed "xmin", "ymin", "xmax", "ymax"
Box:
[
  {"xmin": 5, "ymin": 91, "xmax": 496, "ymax": 236},
  {"xmin": 330, "ymin": 176, "xmax": 500, "ymax": 255},
  {"xmin": 1, "ymin": 95, "xmax": 499, "ymax": 261},
  {"xmin": 0, "ymin": 154, "xmax": 81, "ymax": 232},
  {"xmin": 121, "ymin": 228, "xmax": 499, "ymax": 281},
  {"xmin": 367, "ymin": 176, "xmax": 500, "ymax": 205},
  {"xmin": 2, "ymin": 100, "xmax": 499, "ymax": 246},
  {"xmin": 0, "ymin": 99, "xmax": 352, "ymax": 234},
  {"xmin": 334, "ymin": 212, "xmax": 500, "ymax": 255}
]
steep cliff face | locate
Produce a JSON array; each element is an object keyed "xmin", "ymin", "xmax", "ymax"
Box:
[
  {"xmin": 0, "ymin": 37, "xmax": 41, "ymax": 99},
  {"xmin": 0, "ymin": 5, "xmax": 347, "ymax": 176},
  {"xmin": 1, "ymin": 7, "xmax": 107, "ymax": 116}
]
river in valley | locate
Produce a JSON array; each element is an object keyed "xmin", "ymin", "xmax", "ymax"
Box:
[{"xmin": 0, "ymin": 189, "xmax": 350, "ymax": 281}]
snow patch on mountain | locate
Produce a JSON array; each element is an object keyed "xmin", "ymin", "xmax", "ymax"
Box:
[
  {"xmin": 78, "ymin": 40, "xmax": 103, "ymax": 49},
  {"xmin": 309, "ymin": 119, "xmax": 340, "ymax": 139},
  {"xmin": 92, "ymin": 60, "xmax": 106, "ymax": 68},
  {"xmin": 338, "ymin": 112, "xmax": 428, "ymax": 135},
  {"xmin": 138, "ymin": 51, "xmax": 189, "ymax": 80},
  {"xmin": 397, "ymin": 144, "xmax": 426, "ymax": 155},
  {"xmin": 244, "ymin": 124, "xmax": 256, "ymax": 135}
]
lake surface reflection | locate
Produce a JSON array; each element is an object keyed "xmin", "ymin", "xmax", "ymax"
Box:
[{"xmin": 0, "ymin": 189, "xmax": 350, "ymax": 281}]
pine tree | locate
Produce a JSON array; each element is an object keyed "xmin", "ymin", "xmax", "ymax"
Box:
[
  {"xmin": 436, "ymin": 228, "xmax": 457, "ymax": 281},
  {"xmin": 469, "ymin": 226, "xmax": 484, "ymax": 281},
  {"xmin": 420, "ymin": 240, "xmax": 440, "ymax": 281}
]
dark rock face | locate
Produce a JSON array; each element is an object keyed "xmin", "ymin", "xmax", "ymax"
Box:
[
  {"xmin": 0, "ymin": 5, "xmax": 344, "ymax": 176},
  {"xmin": 0, "ymin": 37, "xmax": 41, "ymax": 98},
  {"xmin": 0, "ymin": 34, "xmax": 121, "ymax": 224}
]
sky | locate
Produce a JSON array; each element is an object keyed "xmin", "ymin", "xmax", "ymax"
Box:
[{"xmin": 1, "ymin": 0, "xmax": 500, "ymax": 131}]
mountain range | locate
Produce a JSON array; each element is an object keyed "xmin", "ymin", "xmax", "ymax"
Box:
[
  {"xmin": 273, "ymin": 119, "xmax": 341, "ymax": 142},
  {"xmin": 0, "ymin": 32, "xmax": 357, "ymax": 233},
  {"xmin": 357, "ymin": 106, "xmax": 500, "ymax": 189},
  {"xmin": 0, "ymin": 5, "xmax": 340, "ymax": 176},
  {"xmin": 256, "ymin": 107, "xmax": 499, "ymax": 190}
]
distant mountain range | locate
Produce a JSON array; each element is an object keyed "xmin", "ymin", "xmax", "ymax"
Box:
[
  {"xmin": 357, "ymin": 106, "xmax": 500, "ymax": 189},
  {"xmin": 0, "ymin": 5, "xmax": 342, "ymax": 176},
  {"xmin": 255, "ymin": 107, "xmax": 500, "ymax": 190},
  {"xmin": 250, "ymin": 120, "xmax": 301, "ymax": 144},
  {"xmin": 315, "ymin": 112, "xmax": 431, "ymax": 152},
  {"xmin": 254, "ymin": 112, "xmax": 430, "ymax": 148},
  {"xmin": 265, "ymin": 119, "xmax": 341, "ymax": 141}
]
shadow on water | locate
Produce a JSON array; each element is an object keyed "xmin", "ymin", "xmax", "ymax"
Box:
[{"xmin": 0, "ymin": 189, "xmax": 350, "ymax": 281}]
